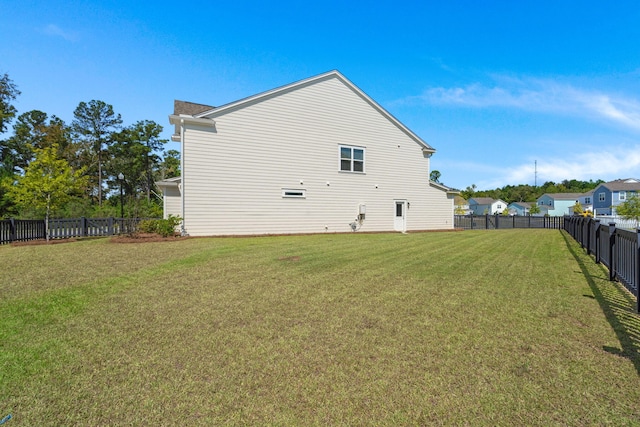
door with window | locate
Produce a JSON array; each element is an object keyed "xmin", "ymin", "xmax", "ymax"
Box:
[{"xmin": 394, "ymin": 200, "xmax": 407, "ymax": 232}]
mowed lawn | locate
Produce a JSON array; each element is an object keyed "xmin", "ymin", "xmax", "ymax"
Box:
[{"xmin": 1, "ymin": 229, "xmax": 639, "ymax": 426}]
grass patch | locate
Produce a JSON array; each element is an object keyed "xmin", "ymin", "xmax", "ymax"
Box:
[{"xmin": 1, "ymin": 230, "xmax": 639, "ymax": 425}]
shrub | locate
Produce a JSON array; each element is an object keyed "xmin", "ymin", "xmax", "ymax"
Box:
[{"xmin": 137, "ymin": 215, "xmax": 182, "ymax": 237}]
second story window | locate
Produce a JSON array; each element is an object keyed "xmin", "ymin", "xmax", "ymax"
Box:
[
  {"xmin": 599, "ymin": 192, "xmax": 605, "ymax": 202},
  {"xmin": 620, "ymin": 191, "xmax": 626, "ymax": 201},
  {"xmin": 340, "ymin": 146, "xmax": 365, "ymax": 173}
]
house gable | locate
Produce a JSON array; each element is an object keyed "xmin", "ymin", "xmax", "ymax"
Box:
[{"xmin": 190, "ymin": 71, "xmax": 435, "ymax": 155}]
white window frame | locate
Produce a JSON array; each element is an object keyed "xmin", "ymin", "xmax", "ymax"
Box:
[
  {"xmin": 619, "ymin": 191, "xmax": 626, "ymax": 201},
  {"xmin": 599, "ymin": 192, "xmax": 605, "ymax": 202},
  {"xmin": 585, "ymin": 197, "xmax": 591, "ymax": 204},
  {"xmin": 282, "ymin": 189, "xmax": 306, "ymax": 198},
  {"xmin": 339, "ymin": 145, "xmax": 365, "ymax": 173}
]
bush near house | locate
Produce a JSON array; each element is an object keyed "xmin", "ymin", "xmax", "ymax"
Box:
[{"xmin": 137, "ymin": 215, "xmax": 181, "ymax": 237}]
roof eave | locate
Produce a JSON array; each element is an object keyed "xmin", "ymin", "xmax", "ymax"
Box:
[{"xmin": 168, "ymin": 114, "xmax": 216, "ymax": 127}]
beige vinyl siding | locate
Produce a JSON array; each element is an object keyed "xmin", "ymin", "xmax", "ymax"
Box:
[
  {"xmin": 162, "ymin": 185, "xmax": 181, "ymax": 219},
  {"xmin": 181, "ymin": 76, "xmax": 453, "ymax": 236}
]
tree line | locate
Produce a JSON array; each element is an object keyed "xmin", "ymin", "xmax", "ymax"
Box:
[
  {"xmin": 0, "ymin": 73, "xmax": 179, "ymax": 220},
  {"xmin": 459, "ymin": 179, "xmax": 605, "ymax": 204}
]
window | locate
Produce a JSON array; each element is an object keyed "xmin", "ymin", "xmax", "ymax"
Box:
[
  {"xmin": 599, "ymin": 192, "xmax": 605, "ymax": 202},
  {"xmin": 585, "ymin": 197, "xmax": 591, "ymax": 204},
  {"xmin": 282, "ymin": 189, "xmax": 306, "ymax": 198},
  {"xmin": 340, "ymin": 145, "xmax": 365, "ymax": 172},
  {"xmin": 619, "ymin": 191, "xmax": 626, "ymax": 201}
]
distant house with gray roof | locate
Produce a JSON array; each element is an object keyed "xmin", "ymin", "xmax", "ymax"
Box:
[
  {"xmin": 592, "ymin": 178, "xmax": 640, "ymax": 215},
  {"xmin": 507, "ymin": 201, "xmax": 533, "ymax": 216},
  {"xmin": 576, "ymin": 190, "xmax": 594, "ymax": 213},
  {"xmin": 468, "ymin": 197, "xmax": 507, "ymax": 215},
  {"xmin": 536, "ymin": 193, "xmax": 582, "ymax": 216}
]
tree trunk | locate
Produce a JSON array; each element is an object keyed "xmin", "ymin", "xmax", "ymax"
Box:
[
  {"xmin": 45, "ymin": 193, "xmax": 50, "ymax": 242},
  {"xmin": 97, "ymin": 149, "xmax": 102, "ymax": 206}
]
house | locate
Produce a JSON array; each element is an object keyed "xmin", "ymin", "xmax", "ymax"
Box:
[
  {"xmin": 158, "ymin": 70, "xmax": 457, "ymax": 236},
  {"xmin": 536, "ymin": 193, "xmax": 583, "ymax": 216},
  {"xmin": 468, "ymin": 198, "xmax": 507, "ymax": 215},
  {"xmin": 454, "ymin": 195, "xmax": 471, "ymax": 215},
  {"xmin": 507, "ymin": 201, "xmax": 533, "ymax": 216},
  {"xmin": 576, "ymin": 190, "xmax": 594, "ymax": 213},
  {"xmin": 592, "ymin": 178, "xmax": 640, "ymax": 216}
]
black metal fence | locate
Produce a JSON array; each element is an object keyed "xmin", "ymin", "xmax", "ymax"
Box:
[
  {"xmin": 454, "ymin": 214, "xmax": 564, "ymax": 230},
  {"xmin": 0, "ymin": 217, "xmax": 147, "ymax": 245},
  {"xmin": 564, "ymin": 216, "xmax": 639, "ymax": 312},
  {"xmin": 0, "ymin": 219, "xmax": 46, "ymax": 245}
]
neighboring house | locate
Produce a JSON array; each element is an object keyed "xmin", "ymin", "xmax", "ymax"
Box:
[
  {"xmin": 591, "ymin": 178, "xmax": 640, "ymax": 216},
  {"xmin": 158, "ymin": 70, "xmax": 457, "ymax": 236},
  {"xmin": 468, "ymin": 198, "xmax": 507, "ymax": 215},
  {"xmin": 453, "ymin": 195, "xmax": 471, "ymax": 215},
  {"xmin": 507, "ymin": 201, "xmax": 533, "ymax": 216},
  {"xmin": 576, "ymin": 190, "xmax": 594, "ymax": 213},
  {"xmin": 536, "ymin": 193, "xmax": 583, "ymax": 216}
]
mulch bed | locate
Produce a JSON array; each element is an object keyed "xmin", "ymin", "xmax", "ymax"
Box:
[
  {"xmin": 109, "ymin": 233, "xmax": 183, "ymax": 243},
  {"xmin": 11, "ymin": 238, "xmax": 78, "ymax": 247}
]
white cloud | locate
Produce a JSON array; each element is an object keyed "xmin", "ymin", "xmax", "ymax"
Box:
[
  {"xmin": 491, "ymin": 146, "xmax": 640, "ymax": 189},
  {"xmin": 41, "ymin": 24, "xmax": 78, "ymax": 41},
  {"xmin": 409, "ymin": 76, "xmax": 640, "ymax": 132},
  {"xmin": 436, "ymin": 144, "xmax": 640, "ymax": 190}
]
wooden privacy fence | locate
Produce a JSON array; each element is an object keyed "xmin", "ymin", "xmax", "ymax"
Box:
[
  {"xmin": 454, "ymin": 214, "xmax": 564, "ymax": 230},
  {"xmin": 564, "ymin": 216, "xmax": 640, "ymax": 313},
  {"xmin": 0, "ymin": 217, "xmax": 148, "ymax": 245}
]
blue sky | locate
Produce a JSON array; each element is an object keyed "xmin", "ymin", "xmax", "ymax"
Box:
[{"xmin": 1, "ymin": 0, "xmax": 640, "ymax": 191}]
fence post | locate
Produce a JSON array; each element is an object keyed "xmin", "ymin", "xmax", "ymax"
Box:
[
  {"xmin": 586, "ymin": 218, "xmax": 592, "ymax": 254},
  {"xmin": 594, "ymin": 219, "xmax": 601, "ymax": 263},
  {"xmin": 636, "ymin": 227, "xmax": 640, "ymax": 313},
  {"xmin": 108, "ymin": 217, "xmax": 114, "ymax": 236},
  {"xmin": 9, "ymin": 218, "xmax": 16, "ymax": 243},
  {"xmin": 80, "ymin": 216, "xmax": 87, "ymax": 237},
  {"xmin": 609, "ymin": 222, "xmax": 616, "ymax": 282}
]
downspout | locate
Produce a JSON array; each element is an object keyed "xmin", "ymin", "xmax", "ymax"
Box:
[{"xmin": 180, "ymin": 118, "xmax": 187, "ymax": 236}]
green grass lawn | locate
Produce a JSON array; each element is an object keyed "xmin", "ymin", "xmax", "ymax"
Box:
[{"xmin": 1, "ymin": 229, "xmax": 639, "ymax": 426}]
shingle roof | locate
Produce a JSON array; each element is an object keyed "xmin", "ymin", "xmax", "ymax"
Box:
[
  {"xmin": 509, "ymin": 201, "xmax": 533, "ymax": 208},
  {"xmin": 542, "ymin": 193, "xmax": 583, "ymax": 200},
  {"xmin": 469, "ymin": 197, "xmax": 491, "ymax": 205},
  {"xmin": 599, "ymin": 179, "xmax": 640, "ymax": 192},
  {"xmin": 470, "ymin": 197, "xmax": 498, "ymax": 205},
  {"xmin": 174, "ymin": 100, "xmax": 215, "ymax": 116}
]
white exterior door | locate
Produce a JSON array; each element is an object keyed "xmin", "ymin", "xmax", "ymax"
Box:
[{"xmin": 394, "ymin": 200, "xmax": 407, "ymax": 232}]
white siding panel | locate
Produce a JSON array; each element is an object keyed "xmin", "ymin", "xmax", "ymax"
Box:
[
  {"xmin": 163, "ymin": 186, "xmax": 181, "ymax": 219},
  {"xmin": 181, "ymin": 76, "xmax": 453, "ymax": 236}
]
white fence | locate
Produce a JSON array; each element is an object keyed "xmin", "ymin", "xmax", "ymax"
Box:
[{"xmin": 595, "ymin": 215, "xmax": 639, "ymax": 231}]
